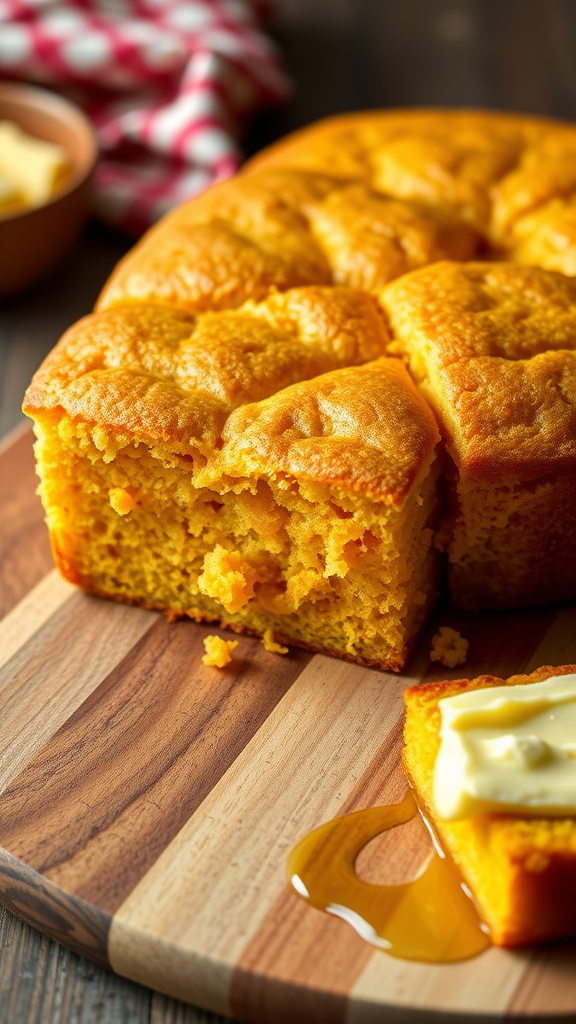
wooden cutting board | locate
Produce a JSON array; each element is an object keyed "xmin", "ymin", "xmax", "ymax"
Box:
[{"xmin": 3, "ymin": 424, "xmax": 576, "ymax": 1023}]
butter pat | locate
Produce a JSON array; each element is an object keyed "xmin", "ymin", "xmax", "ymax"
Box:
[
  {"xmin": 433, "ymin": 673, "xmax": 576, "ymax": 821},
  {"xmin": 0, "ymin": 121, "xmax": 69, "ymax": 206}
]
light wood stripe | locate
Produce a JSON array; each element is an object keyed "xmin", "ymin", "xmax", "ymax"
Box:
[
  {"xmin": 348, "ymin": 945, "xmax": 530, "ymax": 1021},
  {"xmin": 108, "ymin": 652, "xmax": 428, "ymax": 1015},
  {"xmin": 0, "ymin": 570, "xmax": 73, "ymax": 671},
  {"xmin": 0, "ymin": 580, "xmax": 156, "ymax": 793}
]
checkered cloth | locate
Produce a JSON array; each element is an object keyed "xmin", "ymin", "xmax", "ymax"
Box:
[{"xmin": 0, "ymin": 0, "xmax": 290, "ymax": 232}]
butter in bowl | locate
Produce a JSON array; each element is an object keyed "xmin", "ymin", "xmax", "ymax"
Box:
[
  {"xmin": 0, "ymin": 119, "xmax": 71, "ymax": 215},
  {"xmin": 0, "ymin": 82, "xmax": 97, "ymax": 296}
]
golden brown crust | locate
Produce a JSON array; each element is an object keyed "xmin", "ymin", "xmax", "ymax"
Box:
[
  {"xmin": 382, "ymin": 261, "xmax": 576, "ymax": 479},
  {"xmin": 97, "ymin": 170, "xmax": 336, "ymax": 314},
  {"xmin": 25, "ymin": 286, "xmax": 441, "ymax": 504},
  {"xmin": 97, "ymin": 166, "xmax": 483, "ymax": 314},
  {"xmin": 304, "ymin": 184, "xmax": 480, "ymax": 290},
  {"xmin": 208, "ymin": 359, "xmax": 441, "ymax": 505},
  {"xmin": 25, "ymin": 287, "xmax": 390, "ymax": 451},
  {"xmin": 512, "ymin": 197, "xmax": 576, "ymax": 275},
  {"xmin": 246, "ymin": 108, "xmax": 576, "ymax": 243}
]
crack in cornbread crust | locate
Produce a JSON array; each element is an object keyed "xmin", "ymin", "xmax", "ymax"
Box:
[{"xmin": 403, "ymin": 665, "xmax": 576, "ymax": 946}]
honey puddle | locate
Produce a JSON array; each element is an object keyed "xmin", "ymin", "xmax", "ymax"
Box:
[{"xmin": 287, "ymin": 789, "xmax": 491, "ymax": 962}]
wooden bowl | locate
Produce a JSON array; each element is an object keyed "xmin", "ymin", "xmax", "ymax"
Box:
[{"xmin": 0, "ymin": 82, "xmax": 98, "ymax": 297}]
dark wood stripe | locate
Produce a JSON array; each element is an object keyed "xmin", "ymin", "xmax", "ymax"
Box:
[
  {"xmin": 0, "ymin": 426, "xmax": 52, "ymax": 621},
  {"xmin": 230, "ymin": 609, "xmax": 563, "ymax": 1024},
  {"xmin": 0, "ymin": 618, "xmax": 310, "ymax": 916},
  {"xmin": 0, "ymin": 848, "xmax": 110, "ymax": 968}
]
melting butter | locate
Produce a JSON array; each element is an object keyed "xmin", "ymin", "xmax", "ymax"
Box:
[{"xmin": 434, "ymin": 673, "xmax": 576, "ymax": 821}]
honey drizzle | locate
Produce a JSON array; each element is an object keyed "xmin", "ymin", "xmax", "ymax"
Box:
[{"xmin": 287, "ymin": 789, "xmax": 491, "ymax": 962}]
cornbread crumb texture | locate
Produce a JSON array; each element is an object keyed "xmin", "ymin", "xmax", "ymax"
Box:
[
  {"xmin": 31, "ymin": 393, "xmax": 441, "ymax": 671},
  {"xmin": 109, "ymin": 487, "xmax": 136, "ymax": 516},
  {"xmin": 403, "ymin": 665, "xmax": 576, "ymax": 946},
  {"xmin": 25, "ymin": 264, "xmax": 438, "ymax": 675},
  {"xmin": 430, "ymin": 626, "xmax": 468, "ymax": 668},
  {"xmin": 202, "ymin": 635, "xmax": 238, "ymax": 668}
]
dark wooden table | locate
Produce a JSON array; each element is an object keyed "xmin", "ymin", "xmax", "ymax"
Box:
[{"xmin": 3, "ymin": 0, "xmax": 576, "ymax": 1021}]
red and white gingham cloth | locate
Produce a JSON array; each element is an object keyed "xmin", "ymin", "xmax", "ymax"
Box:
[{"xmin": 0, "ymin": 0, "xmax": 290, "ymax": 232}]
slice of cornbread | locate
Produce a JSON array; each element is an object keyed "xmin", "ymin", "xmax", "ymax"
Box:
[
  {"xmin": 381, "ymin": 260, "xmax": 576, "ymax": 609},
  {"xmin": 403, "ymin": 665, "xmax": 576, "ymax": 947},
  {"xmin": 24, "ymin": 286, "xmax": 442, "ymax": 671}
]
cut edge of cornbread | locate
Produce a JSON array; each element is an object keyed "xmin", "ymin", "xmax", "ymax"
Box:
[
  {"xmin": 403, "ymin": 665, "xmax": 576, "ymax": 946},
  {"xmin": 28, "ymin": 392, "xmax": 443, "ymax": 673}
]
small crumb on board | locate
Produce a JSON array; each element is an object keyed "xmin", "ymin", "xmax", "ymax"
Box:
[
  {"xmin": 430, "ymin": 626, "xmax": 468, "ymax": 668},
  {"xmin": 261, "ymin": 628, "xmax": 288, "ymax": 655},
  {"xmin": 202, "ymin": 635, "xmax": 238, "ymax": 668}
]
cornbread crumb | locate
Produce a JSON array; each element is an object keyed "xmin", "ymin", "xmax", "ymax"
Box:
[
  {"xmin": 261, "ymin": 628, "xmax": 288, "ymax": 655},
  {"xmin": 198, "ymin": 546, "xmax": 258, "ymax": 614},
  {"xmin": 109, "ymin": 487, "xmax": 136, "ymax": 516},
  {"xmin": 430, "ymin": 626, "xmax": 468, "ymax": 668},
  {"xmin": 202, "ymin": 635, "xmax": 238, "ymax": 668}
]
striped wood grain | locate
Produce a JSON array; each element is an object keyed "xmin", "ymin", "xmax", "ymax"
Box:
[{"xmin": 2, "ymin": 427, "xmax": 576, "ymax": 1023}]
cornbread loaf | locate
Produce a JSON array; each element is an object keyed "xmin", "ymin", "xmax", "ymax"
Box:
[
  {"xmin": 24, "ymin": 109, "xmax": 576, "ymax": 668},
  {"xmin": 403, "ymin": 665, "xmax": 576, "ymax": 947}
]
